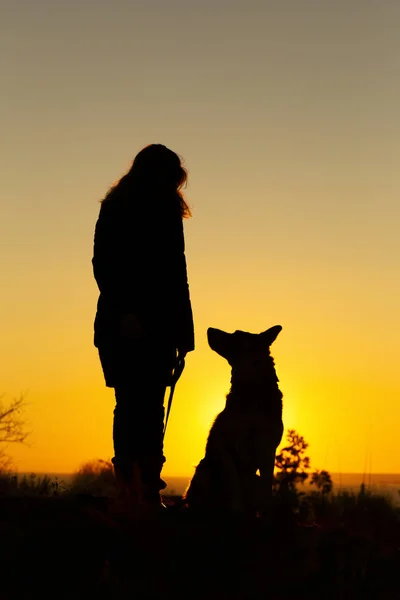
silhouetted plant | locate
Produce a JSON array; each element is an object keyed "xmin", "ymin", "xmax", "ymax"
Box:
[
  {"xmin": 272, "ymin": 429, "xmax": 311, "ymax": 518},
  {"xmin": 19, "ymin": 473, "xmax": 53, "ymax": 496},
  {"xmin": 0, "ymin": 393, "xmax": 29, "ymax": 469},
  {"xmin": 0, "ymin": 471, "xmax": 54, "ymax": 497},
  {"xmin": 0, "ymin": 470, "xmax": 19, "ymax": 496},
  {"xmin": 69, "ymin": 459, "xmax": 116, "ymax": 497},
  {"xmin": 274, "ymin": 429, "xmax": 310, "ymax": 492},
  {"xmin": 310, "ymin": 469, "xmax": 333, "ymax": 495},
  {"xmin": 51, "ymin": 476, "xmax": 69, "ymax": 496}
]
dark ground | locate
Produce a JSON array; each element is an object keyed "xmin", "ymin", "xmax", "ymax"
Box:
[{"xmin": 0, "ymin": 495, "xmax": 399, "ymax": 600}]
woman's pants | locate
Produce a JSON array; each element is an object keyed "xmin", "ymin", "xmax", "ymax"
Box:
[{"xmin": 98, "ymin": 340, "xmax": 176, "ymax": 491}]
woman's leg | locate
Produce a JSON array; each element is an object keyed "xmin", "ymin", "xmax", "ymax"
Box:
[
  {"xmin": 112, "ymin": 378, "xmax": 166, "ymax": 494},
  {"xmin": 111, "ymin": 343, "xmax": 176, "ymax": 503}
]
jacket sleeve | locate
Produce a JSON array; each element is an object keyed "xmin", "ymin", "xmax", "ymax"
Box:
[
  {"xmin": 92, "ymin": 205, "xmax": 138, "ymax": 312},
  {"xmin": 168, "ymin": 215, "xmax": 195, "ymax": 352}
]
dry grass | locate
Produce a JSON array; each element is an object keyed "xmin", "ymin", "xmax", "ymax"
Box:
[{"xmin": 0, "ymin": 473, "xmax": 399, "ymax": 600}]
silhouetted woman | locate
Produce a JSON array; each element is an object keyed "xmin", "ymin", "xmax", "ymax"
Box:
[{"xmin": 92, "ymin": 144, "xmax": 194, "ymax": 512}]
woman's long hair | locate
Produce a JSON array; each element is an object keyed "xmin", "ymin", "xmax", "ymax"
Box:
[{"xmin": 102, "ymin": 144, "xmax": 191, "ymax": 218}]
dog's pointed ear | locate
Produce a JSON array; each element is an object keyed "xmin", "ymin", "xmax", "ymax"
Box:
[
  {"xmin": 207, "ymin": 327, "xmax": 232, "ymax": 359},
  {"xmin": 259, "ymin": 325, "xmax": 282, "ymax": 346}
]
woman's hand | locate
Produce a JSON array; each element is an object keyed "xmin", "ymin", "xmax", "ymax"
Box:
[
  {"xmin": 119, "ymin": 313, "xmax": 145, "ymax": 340},
  {"xmin": 177, "ymin": 348, "xmax": 188, "ymax": 361}
]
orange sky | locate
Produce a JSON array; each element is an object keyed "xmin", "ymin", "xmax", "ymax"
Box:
[{"xmin": 1, "ymin": 1, "xmax": 399, "ymax": 476}]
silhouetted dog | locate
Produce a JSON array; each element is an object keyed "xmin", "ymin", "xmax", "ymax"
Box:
[{"xmin": 184, "ymin": 326, "xmax": 284, "ymax": 517}]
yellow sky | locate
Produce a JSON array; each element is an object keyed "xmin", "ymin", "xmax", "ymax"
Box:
[{"xmin": 1, "ymin": 1, "xmax": 399, "ymax": 475}]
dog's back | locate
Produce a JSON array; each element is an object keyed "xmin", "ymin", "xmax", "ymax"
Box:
[{"xmin": 185, "ymin": 326, "xmax": 284, "ymax": 515}]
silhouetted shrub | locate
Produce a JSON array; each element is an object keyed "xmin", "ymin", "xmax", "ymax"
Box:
[
  {"xmin": 69, "ymin": 459, "xmax": 117, "ymax": 497},
  {"xmin": 310, "ymin": 469, "xmax": 333, "ymax": 494},
  {"xmin": 0, "ymin": 470, "xmax": 53, "ymax": 497},
  {"xmin": 274, "ymin": 429, "xmax": 311, "ymax": 492}
]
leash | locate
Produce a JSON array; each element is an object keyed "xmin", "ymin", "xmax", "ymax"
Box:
[{"xmin": 163, "ymin": 355, "xmax": 185, "ymax": 439}]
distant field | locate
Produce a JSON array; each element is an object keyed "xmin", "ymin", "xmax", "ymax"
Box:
[
  {"xmin": 328, "ymin": 473, "xmax": 400, "ymax": 505},
  {"xmin": 165, "ymin": 473, "xmax": 400, "ymax": 503},
  {"xmin": 3, "ymin": 469, "xmax": 399, "ymax": 598},
  {"xmin": 19, "ymin": 471, "xmax": 400, "ymax": 504}
]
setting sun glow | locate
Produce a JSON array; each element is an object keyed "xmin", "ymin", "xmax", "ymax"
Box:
[{"xmin": 2, "ymin": 1, "xmax": 399, "ymax": 478}]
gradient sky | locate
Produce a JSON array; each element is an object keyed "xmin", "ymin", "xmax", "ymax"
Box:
[{"xmin": 1, "ymin": 0, "xmax": 399, "ymax": 476}]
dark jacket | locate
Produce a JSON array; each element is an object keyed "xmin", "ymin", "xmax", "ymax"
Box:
[{"xmin": 92, "ymin": 194, "xmax": 195, "ymax": 353}]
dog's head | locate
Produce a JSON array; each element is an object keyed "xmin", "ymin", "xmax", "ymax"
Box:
[{"xmin": 207, "ymin": 325, "xmax": 282, "ymax": 382}]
